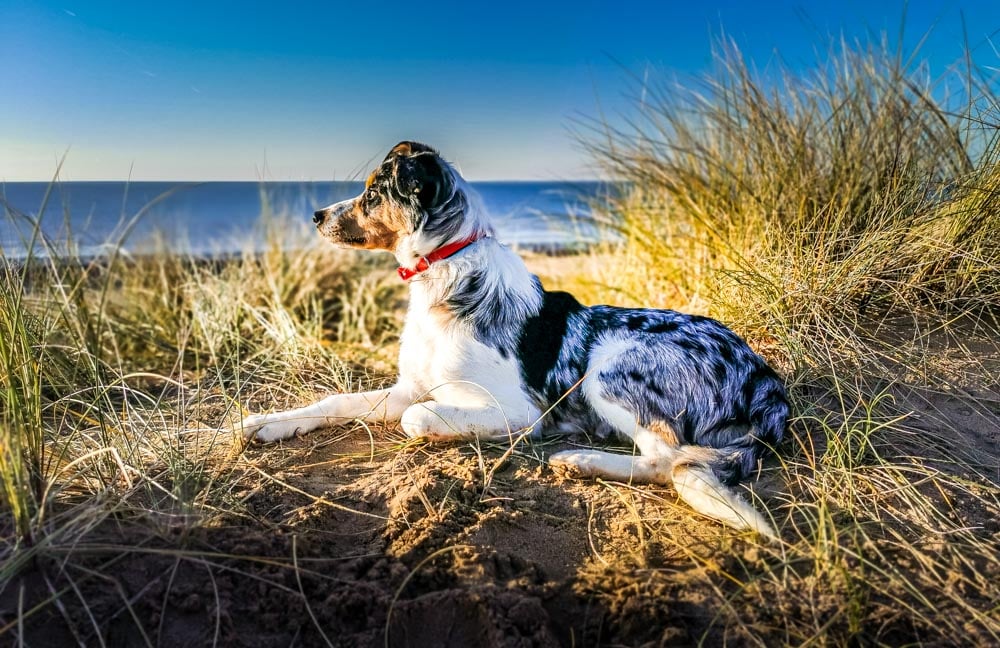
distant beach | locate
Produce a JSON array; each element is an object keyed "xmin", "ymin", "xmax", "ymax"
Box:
[{"xmin": 0, "ymin": 181, "xmax": 609, "ymax": 259}]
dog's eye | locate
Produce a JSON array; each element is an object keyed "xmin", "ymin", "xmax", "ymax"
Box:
[{"xmin": 365, "ymin": 188, "xmax": 378, "ymax": 202}]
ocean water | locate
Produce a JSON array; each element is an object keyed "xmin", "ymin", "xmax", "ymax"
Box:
[{"xmin": 0, "ymin": 181, "xmax": 608, "ymax": 259}]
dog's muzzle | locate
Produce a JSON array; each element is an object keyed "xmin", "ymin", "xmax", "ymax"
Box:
[{"xmin": 313, "ymin": 210, "xmax": 328, "ymax": 226}]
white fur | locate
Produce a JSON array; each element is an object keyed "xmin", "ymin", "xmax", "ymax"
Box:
[{"xmin": 671, "ymin": 464, "xmax": 777, "ymax": 539}]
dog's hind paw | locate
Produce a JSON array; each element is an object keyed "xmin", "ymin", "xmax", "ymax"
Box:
[
  {"xmin": 238, "ymin": 413, "xmax": 301, "ymax": 443},
  {"xmin": 548, "ymin": 450, "xmax": 591, "ymax": 479}
]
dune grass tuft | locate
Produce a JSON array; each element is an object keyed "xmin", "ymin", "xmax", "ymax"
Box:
[{"xmin": 585, "ymin": 36, "xmax": 1000, "ymax": 373}]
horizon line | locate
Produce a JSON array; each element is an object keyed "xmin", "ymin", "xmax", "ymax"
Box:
[
  {"xmin": 1, "ymin": 177, "xmax": 608, "ymax": 184},
  {"xmin": 0, "ymin": 178, "xmax": 614, "ymax": 186}
]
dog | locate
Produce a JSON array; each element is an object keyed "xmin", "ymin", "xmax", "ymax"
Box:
[{"xmin": 240, "ymin": 141, "xmax": 789, "ymax": 538}]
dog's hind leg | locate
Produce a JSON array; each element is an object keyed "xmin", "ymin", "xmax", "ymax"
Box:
[
  {"xmin": 550, "ymin": 446, "xmax": 777, "ymax": 539},
  {"xmin": 546, "ymin": 397, "xmax": 686, "ymax": 485},
  {"xmin": 548, "ymin": 449, "xmax": 672, "ymax": 484},
  {"xmin": 240, "ymin": 383, "xmax": 416, "ymax": 442},
  {"xmin": 553, "ymin": 377, "xmax": 777, "ymax": 539},
  {"xmin": 546, "ymin": 387, "xmax": 682, "ymax": 484}
]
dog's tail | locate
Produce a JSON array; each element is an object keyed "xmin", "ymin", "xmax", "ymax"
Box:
[
  {"xmin": 671, "ymin": 379, "xmax": 789, "ymax": 540},
  {"xmin": 670, "ymin": 446, "xmax": 778, "ymax": 540}
]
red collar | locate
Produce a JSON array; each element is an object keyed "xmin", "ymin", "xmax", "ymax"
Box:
[{"xmin": 397, "ymin": 234, "xmax": 485, "ymax": 281}]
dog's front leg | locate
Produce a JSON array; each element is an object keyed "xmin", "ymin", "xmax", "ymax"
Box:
[
  {"xmin": 399, "ymin": 401, "xmax": 538, "ymax": 443},
  {"xmin": 240, "ymin": 383, "xmax": 415, "ymax": 442}
]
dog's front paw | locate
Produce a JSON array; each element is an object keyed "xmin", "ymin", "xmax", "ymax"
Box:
[{"xmin": 238, "ymin": 413, "xmax": 301, "ymax": 443}]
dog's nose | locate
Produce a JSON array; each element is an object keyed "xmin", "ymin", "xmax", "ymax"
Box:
[{"xmin": 313, "ymin": 210, "xmax": 327, "ymax": 226}]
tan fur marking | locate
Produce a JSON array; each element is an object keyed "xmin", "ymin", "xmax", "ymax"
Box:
[
  {"xmin": 319, "ymin": 143, "xmax": 425, "ymax": 253},
  {"xmin": 429, "ymin": 304, "xmax": 456, "ymax": 327},
  {"xmin": 648, "ymin": 420, "xmax": 681, "ymax": 447},
  {"xmin": 321, "ymin": 200, "xmax": 410, "ymax": 252},
  {"xmin": 390, "ymin": 142, "xmax": 412, "ymax": 157},
  {"xmin": 360, "ymin": 202, "xmax": 409, "ymax": 251},
  {"xmin": 673, "ymin": 446, "xmax": 721, "ymax": 467}
]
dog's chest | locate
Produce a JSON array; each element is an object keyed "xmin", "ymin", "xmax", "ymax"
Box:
[{"xmin": 397, "ymin": 302, "xmax": 524, "ymax": 395}]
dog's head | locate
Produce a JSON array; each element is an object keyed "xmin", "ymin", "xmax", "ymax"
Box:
[{"xmin": 313, "ymin": 142, "xmax": 489, "ymax": 266}]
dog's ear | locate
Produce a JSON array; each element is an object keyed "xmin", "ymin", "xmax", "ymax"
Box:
[
  {"xmin": 393, "ymin": 149, "xmax": 449, "ymax": 211},
  {"xmin": 387, "ymin": 141, "xmax": 437, "ymax": 159}
]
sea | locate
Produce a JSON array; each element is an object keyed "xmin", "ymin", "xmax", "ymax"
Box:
[{"xmin": 0, "ymin": 181, "xmax": 610, "ymax": 259}]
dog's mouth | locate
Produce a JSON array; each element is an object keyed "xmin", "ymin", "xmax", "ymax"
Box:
[
  {"xmin": 318, "ymin": 223, "xmax": 366, "ymax": 247},
  {"xmin": 320, "ymin": 230, "xmax": 365, "ymax": 245}
]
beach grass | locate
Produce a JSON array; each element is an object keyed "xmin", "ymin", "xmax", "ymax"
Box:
[{"xmin": 2, "ymin": 34, "xmax": 1000, "ymax": 646}]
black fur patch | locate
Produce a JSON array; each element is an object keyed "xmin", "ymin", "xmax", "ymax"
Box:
[
  {"xmin": 446, "ymin": 271, "xmax": 484, "ymax": 319},
  {"xmin": 446, "ymin": 270, "xmax": 513, "ymax": 358},
  {"xmin": 675, "ymin": 337, "xmax": 707, "ymax": 354},
  {"xmin": 517, "ymin": 291, "xmax": 584, "ymax": 395},
  {"xmin": 643, "ymin": 320, "xmax": 680, "ymax": 334},
  {"xmin": 394, "ymin": 152, "xmax": 450, "ymax": 212}
]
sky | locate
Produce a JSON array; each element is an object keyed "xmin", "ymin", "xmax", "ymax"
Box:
[{"xmin": 2, "ymin": 1, "xmax": 999, "ymax": 181}]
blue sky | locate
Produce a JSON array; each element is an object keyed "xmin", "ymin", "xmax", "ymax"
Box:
[{"xmin": 3, "ymin": 1, "xmax": 999, "ymax": 181}]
